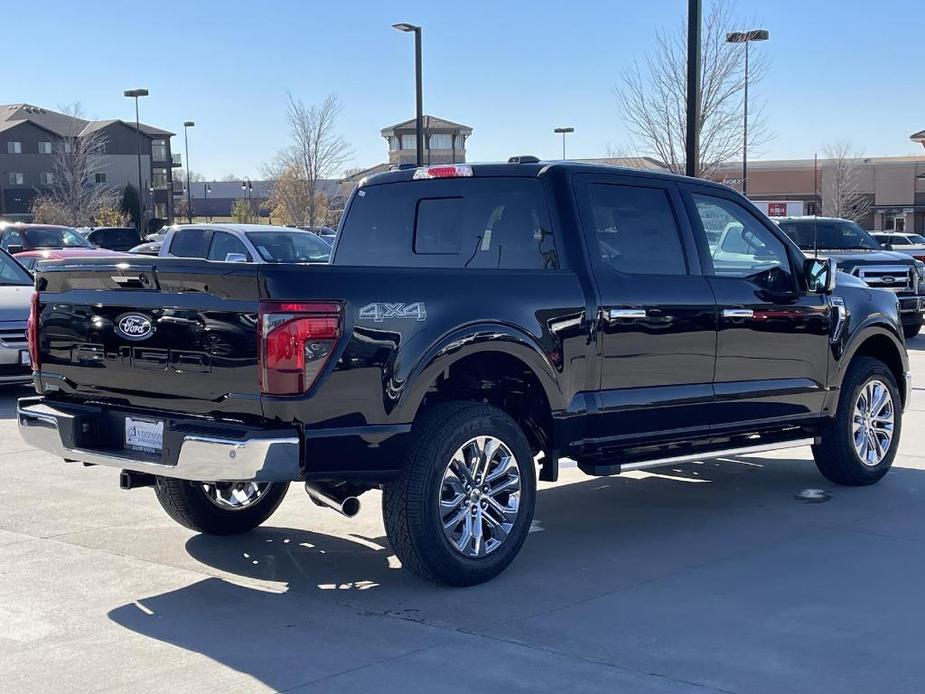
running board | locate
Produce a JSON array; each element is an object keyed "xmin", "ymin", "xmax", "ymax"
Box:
[{"xmin": 577, "ymin": 437, "xmax": 817, "ymax": 477}]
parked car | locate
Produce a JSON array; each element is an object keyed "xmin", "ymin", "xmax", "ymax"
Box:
[
  {"xmin": 870, "ymin": 232, "xmax": 925, "ymax": 262},
  {"xmin": 0, "ymin": 222, "xmax": 97, "ymax": 254},
  {"xmin": 0, "ymin": 248, "xmax": 34, "ymax": 385},
  {"xmin": 128, "ymin": 240, "xmax": 162, "ymax": 256},
  {"xmin": 80, "ymin": 227, "xmax": 142, "ymax": 252},
  {"xmin": 14, "ymin": 248, "xmax": 133, "ymax": 273},
  {"xmin": 158, "ymin": 223, "xmax": 331, "ymax": 263},
  {"xmin": 299, "ymin": 225, "xmax": 337, "ymax": 242},
  {"xmin": 775, "ymin": 216, "xmax": 925, "ymax": 338},
  {"xmin": 19, "ymin": 161, "xmax": 910, "ymax": 586}
]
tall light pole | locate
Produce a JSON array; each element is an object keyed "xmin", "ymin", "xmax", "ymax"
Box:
[
  {"xmin": 123, "ymin": 89, "xmax": 149, "ymax": 231},
  {"xmin": 686, "ymin": 0, "xmax": 701, "ymax": 178},
  {"xmin": 183, "ymin": 121, "xmax": 195, "ymax": 223},
  {"xmin": 393, "ymin": 22, "xmax": 423, "ymax": 167},
  {"xmin": 553, "ymin": 127, "xmax": 574, "ymax": 160},
  {"xmin": 726, "ymin": 29, "xmax": 769, "ymax": 197},
  {"xmin": 204, "ymin": 183, "xmax": 211, "ymax": 221}
]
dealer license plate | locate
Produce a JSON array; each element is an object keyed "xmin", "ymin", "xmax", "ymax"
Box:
[{"xmin": 125, "ymin": 417, "xmax": 164, "ymax": 454}]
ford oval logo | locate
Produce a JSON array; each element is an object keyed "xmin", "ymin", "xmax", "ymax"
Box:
[
  {"xmin": 880, "ymin": 276, "xmax": 896, "ymax": 284},
  {"xmin": 116, "ymin": 314, "xmax": 154, "ymax": 341}
]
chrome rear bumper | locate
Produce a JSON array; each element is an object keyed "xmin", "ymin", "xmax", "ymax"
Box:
[{"xmin": 17, "ymin": 400, "xmax": 301, "ymax": 482}]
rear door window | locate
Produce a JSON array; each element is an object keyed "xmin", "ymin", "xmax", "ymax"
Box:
[
  {"xmin": 208, "ymin": 232, "xmax": 251, "ymax": 261},
  {"xmin": 336, "ymin": 178, "xmax": 559, "ymax": 270},
  {"xmin": 168, "ymin": 229, "xmax": 211, "ymax": 258}
]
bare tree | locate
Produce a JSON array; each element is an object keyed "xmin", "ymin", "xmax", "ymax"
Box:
[
  {"xmin": 615, "ymin": 1, "xmax": 769, "ymax": 177},
  {"xmin": 262, "ymin": 161, "xmax": 314, "ymax": 226},
  {"xmin": 35, "ymin": 103, "xmax": 117, "ymax": 225},
  {"xmin": 268, "ymin": 93, "xmax": 351, "ymax": 228},
  {"xmin": 822, "ymin": 141, "xmax": 872, "ymax": 222}
]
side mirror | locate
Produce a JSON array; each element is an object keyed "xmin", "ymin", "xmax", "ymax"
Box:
[
  {"xmin": 881, "ymin": 242, "xmax": 893, "ymax": 250},
  {"xmin": 6, "ymin": 245, "xmax": 23, "ymax": 255},
  {"xmin": 224, "ymin": 252, "xmax": 248, "ymax": 263},
  {"xmin": 805, "ymin": 257, "xmax": 836, "ymax": 294}
]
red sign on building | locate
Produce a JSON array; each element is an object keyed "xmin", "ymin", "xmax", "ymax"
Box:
[{"xmin": 768, "ymin": 202, "xmax": 787, "ymax": 217}]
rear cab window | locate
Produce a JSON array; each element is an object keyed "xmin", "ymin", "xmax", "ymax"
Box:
[{"xmin": 336, "ymin": 177, "xmax": 560, "ymax": 270}]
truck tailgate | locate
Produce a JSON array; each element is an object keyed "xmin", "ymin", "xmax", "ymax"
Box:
[{"xmin": 35, "ymin": 257, "xmax": 263, "ymax": 419}]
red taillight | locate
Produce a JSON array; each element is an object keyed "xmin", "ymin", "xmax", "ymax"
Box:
[
  {"xmin": 27, "ymin": 292, "xmax": 40, "ymax": 372},
  {"xmin": 258, "ymin": 301, "xmax": 342, "ymax": 396},
  {"xmin": 413, "ymin": 164, "xmax": 473, "ymax": 179}
]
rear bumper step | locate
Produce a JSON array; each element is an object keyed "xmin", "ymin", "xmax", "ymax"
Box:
[{"xmin": 17, "ymin": 398, "xmax": 301, "ymax": 482}]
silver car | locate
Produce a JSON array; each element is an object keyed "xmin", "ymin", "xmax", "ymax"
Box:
[
  {"xmin": 157, "ymin": 223, "xmax": 331, "ymax": 264},
  {"xmin": 0, "ymin": 249, "xmax": 34, "ymax": 384}
]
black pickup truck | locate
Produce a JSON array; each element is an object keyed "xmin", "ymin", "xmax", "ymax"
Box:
[{"xmin": 18, "ymin": 161, "xmax": 910, "ymax": 585}]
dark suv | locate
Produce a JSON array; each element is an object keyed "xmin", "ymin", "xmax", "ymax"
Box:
[
  {"xmin": 19, "ymin": 162, "xmax": 910, "ymax": 585},
  {"xmin": 776, "ymin": 216, "xmax": 925, "ymax": 338}
]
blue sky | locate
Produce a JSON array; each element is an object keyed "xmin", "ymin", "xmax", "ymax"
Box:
[{"xmin": 7, "ymin": 0, "xmax": 923, "ymax": 178}]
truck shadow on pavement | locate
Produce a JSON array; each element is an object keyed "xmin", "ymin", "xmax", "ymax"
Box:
[{"xmin": 106, "ymin": 454, "xmax": 925, "ymax": 691}]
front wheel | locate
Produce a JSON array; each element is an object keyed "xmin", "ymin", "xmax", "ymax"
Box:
[
  {"xmin": 154, "ymin": 479, "xmax": 290, "ymax": 534},
  {"xmin": 383, "ymin": 402, "xmax": 537, "ymax": 586},
  {"xmin": 903, "ymin": 320, "xmax": 922, "ymax": 340},
  {"xmin": 812, "ymin": 357, "xmax": 901, "ymax": 486}
]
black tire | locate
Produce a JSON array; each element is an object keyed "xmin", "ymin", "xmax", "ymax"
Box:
[
  {"xmin": 383, "ymin": 402, "xmax": 537, "ymax": 586},
  {"xmin": 153, "ymin": 479, "xmax": 290, "ymax": 535},
  {"xmin": 903, "ymin": 321, "xmax": 922, "ymax": 340},
  {"xmin": 812, "ymin": 356, "xmax": 902, "ymax": 486}
]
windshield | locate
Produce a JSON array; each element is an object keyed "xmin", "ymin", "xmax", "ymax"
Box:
[
  {"xmin": 245, "ymin": 231, "xmax": 331, "ymax": 263},
  {"xmin": 777, "ymin": 220, "xmax": 880, "ymax": 251},
  {"xmin": 908, "ymin": 234, "xmax": 925, "ymax": 244},
  {"xmin": 0, "ymin": 251, "xmax": 35, "ymax": 286},
  {"xmin": 21, "ymin": 227, "xmax": 94, "ymax": 249}
]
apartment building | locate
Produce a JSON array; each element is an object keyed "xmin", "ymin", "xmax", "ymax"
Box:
[
  {"xmin": 0, "ymin": 103, "xmax": 178, "ymax": 223},
  {"xmin": 381, "ymin": 115, "xmax": 472, "ymax": 166}
]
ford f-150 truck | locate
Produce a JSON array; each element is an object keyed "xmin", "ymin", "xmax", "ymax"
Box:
[{"xmin": 18, "ymin": 161, "xmax": 910, "ymax": 585}]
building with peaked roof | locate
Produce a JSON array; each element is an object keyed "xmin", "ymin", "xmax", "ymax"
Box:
[
  {"xmin": 0, "ymin": 103, "xmax": 178, "ymax": 225},
  {"xmin": 381, "ymin": 115, "xmax": 472, "ymax": 166}
]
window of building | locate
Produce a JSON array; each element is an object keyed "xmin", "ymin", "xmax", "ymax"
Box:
[
  {"xmin": 39, "ymin": 172, "xmax": 54, "ymax": 185},
  {"xmin": 38, "ymin": 141, "xmax": 52, "ymax": 154},
  {"xmin": 400, "ymin": 134, "xmax": 417, "ymax": 150},
  {"xmin": 151, "ymin": 139, "xmax": 168, "ymax": 161},
  {"xmin": 587, "ymin": 183, "xmax": 688, "ymax": 275},
  {"xmin": 7, "ymin": 141, "xmax": 22, "ymax": 154},
  {"xmin": 152, "ymin": 168, "xmax": 169, "ymax": 189},
  {"xmin": 95, "ymin": 173, "xmax": 107, "ymax": 184},
  {"xmin": 8, "ymin": 172, "xmax": 24, "ymax": 185},
  {"xmin": 429, "ymin": 134, "xmax": 452, "ymax": 150},
  {"xmin": 455, "ymin": 135, "xmax": 466, "ymax": 150},
  {"xmin": 154, "ymin": 203, "xmax": 168, "ymax": 220},
  {"xmin": 387, "ymin": 136, "xmax": 398, "ymax": 151}
]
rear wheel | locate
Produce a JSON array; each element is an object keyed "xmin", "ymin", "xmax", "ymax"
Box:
[
  {"xmin": 903, "ymin": 320, "xmax": 922, "ymax": 339},
  {"xmin": 154, "ymin": 479, "xmax": 290, "ymax": 534},
  {"xmin": 812, "ymin": 357, "xmax": 901, "ymax": 486},
  {"xmin": 383, "ymin": 402, "xmax": 536, "ymax": 586}
]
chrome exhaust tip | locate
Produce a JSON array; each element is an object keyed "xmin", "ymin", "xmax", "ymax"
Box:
[{"xmin": 304, "ymin": 482, "xmax": 361, "ymax": 518}]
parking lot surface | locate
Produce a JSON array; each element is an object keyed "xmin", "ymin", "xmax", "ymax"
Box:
[{"xmin": 2, "ymin": 337, "xmax": 925, "ymax": 693}]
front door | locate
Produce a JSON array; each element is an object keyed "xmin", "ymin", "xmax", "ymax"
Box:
[
  {"xmin": 683, "ymin": 186, "xmax": 832, "ymax": 431},
  {"xmin": 575, "ymin": 175, "xmax": 717, "ymax": 446}
]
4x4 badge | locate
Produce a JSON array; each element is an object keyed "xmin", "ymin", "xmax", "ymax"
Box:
[{"xmin": 359, "ymin": 302, "xmax": 427, "ymax": 323}]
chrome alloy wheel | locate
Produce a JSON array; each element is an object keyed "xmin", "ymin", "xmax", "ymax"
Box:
[
  {"xmin": 440, "ymin": 436, "xmax": 522, "ymax": 558},
  {"xmin": 853, "ymin": 379, "xmax": 895, "ymax": 467},
  {"xmin": 201, "ymin": 482, "xmax": 270, "ymax": 510}
]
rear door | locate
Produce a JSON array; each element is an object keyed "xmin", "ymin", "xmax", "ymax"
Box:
[
  {"xmin": 681, "ymin": 185, "xmax": 831, "ymax": 430},
  {"xmin": 574, "ymin": 173, "xmax": 717, "ymax": 445}
]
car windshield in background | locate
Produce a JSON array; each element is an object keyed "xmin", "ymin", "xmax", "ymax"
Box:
[
  {"xmin": 907, "ymin": 234, "xmax": 925, "ymax": 244},
  {"xmin": 777, "ymin": 220, "xmax": 880, "ymax": 251},
  {"xmin": 245, "ymin": 231, "xmax": 330, "ymax": 263},
  {"xmin": 22, "ymin": 228, "xmax": 94, "ymax": 249},
  {"xmin": 0, "ymin": 252, "xmax": 35, "ymax": 285}
]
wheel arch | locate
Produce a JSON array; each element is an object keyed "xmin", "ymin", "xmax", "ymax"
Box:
[{"xmin": 836, "ymin": 323, "xmax": 909, "ymax": 407}]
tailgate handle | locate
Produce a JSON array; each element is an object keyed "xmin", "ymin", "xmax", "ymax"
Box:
[{"xmin": 111, "ymin": 274, "xmax": 151, "ymax": 288}]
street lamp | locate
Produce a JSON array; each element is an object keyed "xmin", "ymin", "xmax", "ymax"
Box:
[
  {"xmin": 553, "ymin": 127, "xmax": 574, "ymax": 160},
  {"xmin": 725, "ymin": 29, "xmax": 769, "ymax": 197},
  {"xmin": 204, "ymin": 183, "xmax": 211, "ymax": 221},
  {"xmin": 183, "ymin": 121, "xmax": 195, "ymax": 223},
  {"xmin": 123, "ymin": 89, "xmax": 149, "ymax": 232},
  {"xmin": 393, "ymin": 22, "xmax": 423, "ymax": 167}
]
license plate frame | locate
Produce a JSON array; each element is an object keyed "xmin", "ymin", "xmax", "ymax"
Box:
[{"xmin": 125, "ymin": 416, "xmax": 164, "ymax": 455}]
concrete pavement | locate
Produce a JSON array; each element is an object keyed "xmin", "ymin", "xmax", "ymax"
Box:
[{"xmin": 2, "ymin": 337, "xmax": 925, "ymax": 693}]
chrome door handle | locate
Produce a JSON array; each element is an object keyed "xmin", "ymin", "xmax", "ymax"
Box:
[
  {"xmin": 722, "ymin": 308, "xmax": 754, "ymax": 319},
  {"xmin": 608, "ymin": 308, "xmax": 647, "ymax": 320}
]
